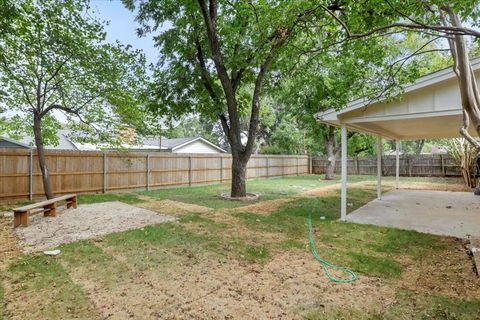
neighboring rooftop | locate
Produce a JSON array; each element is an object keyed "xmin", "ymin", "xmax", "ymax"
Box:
[
  {"xmin": 0, "ymin": 129, "xmax": 78, "ymax": 150},
  {"xmin": 0, "ymin": 130, "xmax": 226, "ymax": 153}
]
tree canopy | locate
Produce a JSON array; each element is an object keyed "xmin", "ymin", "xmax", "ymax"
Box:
[
  {"xmin": 0, "ymin": 0, "xmax": 150, "ymax": 147},
  {"xmin": 0, "ymin": 0, "xmax": 150, "ymax": 198}
]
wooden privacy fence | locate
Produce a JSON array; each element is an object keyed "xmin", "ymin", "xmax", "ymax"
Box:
[
  {"xmin": 312, "ymin": 154, "xmax": 461, "ymax": 177},
  {"xmin": 0, "ymin": 148, "xmax": 309, "ymax": 200}
]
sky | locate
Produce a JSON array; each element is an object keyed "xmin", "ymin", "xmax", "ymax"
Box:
[{"xmin": 90, "ymin": 0, "xmax": 159, "ymax": 65}]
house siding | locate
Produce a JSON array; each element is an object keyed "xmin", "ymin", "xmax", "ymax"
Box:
[{"xmin": 174, "ymin": 140, "xmax": 223, "ymax": 154}]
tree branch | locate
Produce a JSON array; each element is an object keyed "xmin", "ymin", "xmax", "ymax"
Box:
[
  {"xmin": 194, "ymin": 37, "xmax": 232, "ymax": 139},
  {"xmin": 197, "ymin": 0, "xmax": 241, "ymax": 147},
  {"xmin": 244, "ymin": 30, "xmax": 289, "ymax": 155},
  {"xmin": 321, "ymin": 3, "xmax": 480, "ymax": 40}
]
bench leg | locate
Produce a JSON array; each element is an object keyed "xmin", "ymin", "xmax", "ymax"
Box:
[
  {"xmin": 44, "ymin": 202, "xmax": 57, "ymax": 217},
  {"xmin": 66, "ymin": 196, "xmax": 77, "ymax": 209},
  {"xmin": 14, "ymin": 211, "xmax": 29, "ymax": 227}
]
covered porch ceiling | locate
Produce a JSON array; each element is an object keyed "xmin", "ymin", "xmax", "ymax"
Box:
[{"xmin": 315, "ymin": 57, "xmax": 480, "ymax": 140}]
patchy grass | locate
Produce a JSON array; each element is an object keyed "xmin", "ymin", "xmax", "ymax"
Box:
[
  {"xmin": 139, "ymin": 175, "xmax": 342, "ymax": 209},
  {"xmin": 0, "ymin": 199, "xmax": 34, "ymax": 212},
  {"xmin": 6, "ymin": 255, "xmax": 98, "ymax": 319},
  {"xmin": 177, "ymin": 213, "xmax": 227, "ymax": 232},
  {"xmin": 77, "ymin": 192, "xmax": 144, "ymax": 204},
  {"xmin": 101, "ymin": 222, "xmax": 221, "ymax": 258},
  {"xmin": 72, "ymin": 175, "xmax": 462, "ymax": 209},
  {"xmin": 233, "ymin": 187, "xmax": 453, "ymax": 279},
  {"xmin": 386, "ymin": 289, "xmax": 480, "ymax": 320},
  {"xmin": 1, "ymin": 175, "xmax": 478, "ymax": 319},
  {"xmin": 368, "ymin": 228, "xmax": 446, "ymax": 258},
  {"xmin": 5, "ymin": 175, "xmax": 456, "ymax": 212},
  {"xmin": 243, "ymin": 244, "xmax": 270, "ymax": 262},
  {"xmin": 0, "ymin": 281, "xmax": 4, "ymax": 320},
  {"xmin": 279, "ymin": 239, "xmax": 305, "ymax": 250},
  {"xmin": 305, "ymin": 308, "xmax": 385, "ymax": 320},
  {"xmin": 346, "ymin": 252, "xmax": 402, "ymax": 278}
]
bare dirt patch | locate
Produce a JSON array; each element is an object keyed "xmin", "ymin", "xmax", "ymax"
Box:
[
  {"xmin": 399, "ymin": 239, "xmax": 480, "ymax": 299},
  {"xmin": 230, "ymin": 182, "xmax": 366, "ymax": 215},
  {"xmin": 14, "ymin": 201, "xmax": 175, "ymax": 253},
  {"xmin": 171, "ymin": 251, "xmax": 394, "ymax": 319},
  {"xmin": 301, "ymin": 181, "xmax": 382, "ymax": 197},
  {"xmin": 138, "ymin": 197, "xmax": 213, "ymax": 216},
  {"xmin": 0, "ymin": 217, "xmax": 21, "ymax": 266},
  {"xmin": 302, "ymin": 182, "xmax": 342, "ymax": 197},
  {"xmin": 63, "ymin": 245, "xmax": 393, "ymax": 319},
  {"xmin": 228, "ymin": 198, "xmax": 292, "ymax": 215},
  {"xmin": 397, "ymin": 181, "xmax": 471, "ymax": 192}
]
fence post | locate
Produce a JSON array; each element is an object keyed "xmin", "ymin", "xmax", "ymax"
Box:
[
  {"xmin": 188, "ymin": 156, "xmax": 192, "ymax": 186},
  {"xmin": 146, "ymin": 154, "xmax": 150, "ymax": 191},
  {"xmin": 220, "ymin": 156, "xmax": 223, "ymax": 183},
  {"xmin": 440, "ymin": 154, "xmax": 445, "ymax": 176},
  {"xmin": 296, "ymin": 157, "xmax": 299, "ymax": 176},
  {"xmin": 308, "ymin": 156, "xmax": 312, "ymax": 174},
  {"xmin": 29, "ymin": 150, "xmax": 33, "ymax": 200},
  {"xmin": 103, "ymin": 152, "xmax": 107, "ymax": 193},
  {"xmin": 265, "ymin": 157, "xmax": 269, "ymax": 178},
  {"xmin": 407, "ymin": 156, "xmax": 412, "ymax": 177},
  {"xmin": 282, "ymin": 157, "xmax": 285, "ymax": 176}
]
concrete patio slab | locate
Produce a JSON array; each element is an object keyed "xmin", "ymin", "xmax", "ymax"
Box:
[{"xmin": 346, "ymin": 190, "xmax": 480, "ymax": 238}]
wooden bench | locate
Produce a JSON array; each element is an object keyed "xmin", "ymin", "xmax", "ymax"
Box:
[{"xmin": 13, "ymin": 194, "xmax": 77, "ymax": 228}]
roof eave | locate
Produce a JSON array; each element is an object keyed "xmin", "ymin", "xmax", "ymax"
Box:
[
  {"xmin": 0, "ymin": 136, "xmax": 32, "ymax": 149},
  {"xmin": 316, "ymin": 56, "xmax": 480, "ymax": 120},
  {"xmin": 171, "ymin": 137, "xmax": 226, "ymax": 153}
]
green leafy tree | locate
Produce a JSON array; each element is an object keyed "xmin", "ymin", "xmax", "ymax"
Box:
[
  {"xmin": 273, "ymin": 32, "xmax": 401, "ymax": 179},
  {"xmin": 164, "ymin": 115, "xmax": 228, "ymax": 150},
  {"xmin": 443, "ymin": 138, "xmax": 478, "ymax": 187},
  {"xmin": 125, "ymin": 0, "xmax": 329, "ymax": 197},
  {"xmin": 0, "ymin": 0, "xmax": 148, "ymax": 199},
  {"xmin": 260, "ymin": 114, "xmax": 306, "ymax": 155},
  {"xmin": 275, "ymin": 9, "xmax": 465, "ymax": 179}
]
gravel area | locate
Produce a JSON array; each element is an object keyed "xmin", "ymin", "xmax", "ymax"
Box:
[{"xmin": 15, "ymin": 201, "xmax": 175, "ymax": 253}]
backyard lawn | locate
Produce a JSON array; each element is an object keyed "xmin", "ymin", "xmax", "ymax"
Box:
[{"xmin": 0, "ymin": 175, "xmax": 479, "ymax": 319}]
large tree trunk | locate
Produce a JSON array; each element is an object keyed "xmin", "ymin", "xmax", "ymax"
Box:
[
  {"xmin": 196, "ymin": 0, "xmax": 287, "ymax": 198},
  {"xmin": 33, "ymin": 114, "xmax": 54, "ymax": 199},
  {"xmin": 231, "ymin": 153, "xmax": 248, "ymax": 197},
  {"xmin": 325, "ymin": 132, "xmax": 336, "ymax": 180},
  {"xmin": 324, "ymin": 126, "xmax": 340, "ymax": 180},
  {"xmin": 414, "ymin": 140, "xmax": 425, "ymax": 155}
]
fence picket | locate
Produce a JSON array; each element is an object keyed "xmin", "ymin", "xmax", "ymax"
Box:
[
  {"xmin": 0, "ymin": 148, "xmax": 310, "ymax": 200},
  {"xmin": 311, "ymin": 155, "xmax": 461, "ymax": 177}
]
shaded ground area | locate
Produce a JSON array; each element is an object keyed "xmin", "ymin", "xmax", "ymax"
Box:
[
  {"xmin": 15, "ymin": 202, "xmax": 175, "ymax": 253},
  {"xmin": 1, "ymin": 175, "xmax": 479, "ymax": 319},
  {"xmin": 347, "ymin": 189, "xmax": 480, "ymax": 238}
]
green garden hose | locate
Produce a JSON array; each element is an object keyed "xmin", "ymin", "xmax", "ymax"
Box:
[{"xmin": 307, "ymin": 210, "xmax": 357, "ymax": 283}]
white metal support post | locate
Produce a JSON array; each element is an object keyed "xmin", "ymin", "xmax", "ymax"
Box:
[
  {"xmin": 395, "ymin": 140, "xmax": 400, "ymax": 189},
  {"xmin": 377, "ymin": 135, "xmax": 382, "ymax": 199},
  {"xmin": 340, "ymin": 124, "xmax": 347, "ymax": 220}
]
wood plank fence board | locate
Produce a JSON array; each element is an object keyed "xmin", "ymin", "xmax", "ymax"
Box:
[
  {"xmin": 0, "ymin": 148, "xmax": 309, "ymax": 200},
  {"xmin": 312, "ymin": 155, "xmax": 462, "ymax": 177}
]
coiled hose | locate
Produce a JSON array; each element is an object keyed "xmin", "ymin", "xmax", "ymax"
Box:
[{"xmin": 307, "ymin": 209, "xmax": 357, "ymax": 283}]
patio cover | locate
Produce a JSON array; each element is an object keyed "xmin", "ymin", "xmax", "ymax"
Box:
[{"xmin": 315, "ymin": 58, "xmax": 480, "ymax": 220}]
